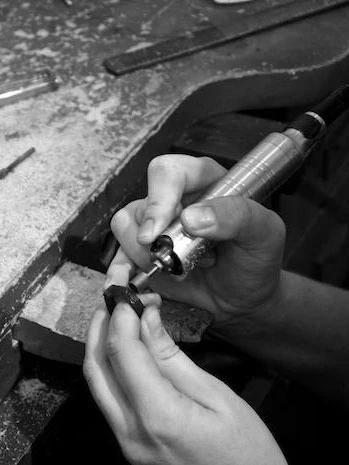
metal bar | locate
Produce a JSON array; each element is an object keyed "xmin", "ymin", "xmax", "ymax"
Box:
[
  {"xmin": 0, "ymin": 147, "xmax": 36, "ymax": 180},
  {"xmin": 105, "ymin": 0, "xmax": 349, "ymax": 76}
]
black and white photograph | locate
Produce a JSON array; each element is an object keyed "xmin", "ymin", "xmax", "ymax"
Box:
[{"xmin": 0, "ymin": 1, "xmax": 348, "ymax": 464}]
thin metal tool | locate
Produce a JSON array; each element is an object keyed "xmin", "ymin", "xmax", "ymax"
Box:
[
  {"xmin": 0, "ymin": 147, "xmax": 36, "ymax": 181},
  {"xmin": 104, "ymin": 0, "xmax": 349, "ymax": 76},
  {"xmin": 129, "ymin": 85, "xmax": 349, "ymax": 292},
  {"xmin": 0, "ymin": 70, "xmax": 60, "ymax": 108}
]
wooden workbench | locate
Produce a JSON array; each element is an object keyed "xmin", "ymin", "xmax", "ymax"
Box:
[
  {"xmin": 1, "ymin": 1, "xmax": 349, "ymax": 462},
  {"xmin": 2, "ymin": 0, "xmax": 349, "ymax": 340}
]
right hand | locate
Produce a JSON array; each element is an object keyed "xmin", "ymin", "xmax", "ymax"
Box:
[{"xmin": 108, "ymin": 155, "xmax": 286, "ymax": 329}]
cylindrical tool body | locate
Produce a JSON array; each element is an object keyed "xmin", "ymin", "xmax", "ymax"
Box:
[
  {"xmin": 152, "ymin": 131, "xmax": 309, "ymax": 276},
  {"xmin": 202, "ymin": 132, "xmax": 304, "ymax": 201}
]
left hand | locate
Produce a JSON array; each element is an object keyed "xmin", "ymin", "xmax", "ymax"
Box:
[{"xmin": 84, "ymin": 269, "xmax": 286, "ymax": 465}]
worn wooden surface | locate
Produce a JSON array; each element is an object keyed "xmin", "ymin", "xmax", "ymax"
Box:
[
  {"xmin": 0, "ymin": 354, "xmax": 78, "ymax": 465},
  {"xmin": 0, "ymin": 334, "xmax": 20, "ymax": 401},
  {"xmin": 1, "ymin": 1, "xmax": 349, "ymax": 345},
  {"xmin": 15, "ymin": 262, "xmax": 213, "ymax": 364}
]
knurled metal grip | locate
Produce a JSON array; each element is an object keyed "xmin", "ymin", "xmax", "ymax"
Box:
[{"xmin": 157, "ymin": 130, "xmax": 311, "ymax": 278}]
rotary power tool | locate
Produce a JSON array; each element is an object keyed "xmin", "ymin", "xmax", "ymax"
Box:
[
  {"xmin": 128, "ymin": 85, "xmax": 349, "ymax": 295},
  {"xmin": 104, "ymin": 85, "xmax": 349, "ymax": 315}
]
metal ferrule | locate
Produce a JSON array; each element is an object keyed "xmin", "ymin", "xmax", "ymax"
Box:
[{"xmin": 154, "ymin": 129, "xmax": 314, "ymax": 277}]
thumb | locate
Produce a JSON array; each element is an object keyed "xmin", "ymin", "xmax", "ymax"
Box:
[
  {"xmin": 140, "ymin": 306, "xmax": 233, "ymax": 410},
  {"xmin": 180, "ymin": 196, "xmax": 285, "ymax": 251}
]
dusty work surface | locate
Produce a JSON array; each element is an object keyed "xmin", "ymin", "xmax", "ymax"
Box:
[
  {"xmin": 0, "ymin": 352, "xmax": 79, "ymax": 465},
  {"xmin": 16, "ymin": 262, "xmax": 213, "ymax": 364},
  {"xmin": 1, "ymin": 0, "xmax": 349, "ymax": 340}
]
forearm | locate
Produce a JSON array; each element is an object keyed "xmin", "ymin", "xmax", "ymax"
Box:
[{"xmin": 215, "ymin": 271, "xmax": 349, "ymax": 406}]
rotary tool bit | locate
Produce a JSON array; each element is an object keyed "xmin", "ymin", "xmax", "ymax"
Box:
[{"xmin": 129, "ymin": 85, "xmax": 349, "ymax": 293}]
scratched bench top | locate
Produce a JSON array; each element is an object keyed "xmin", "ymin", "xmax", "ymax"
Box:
[{"xmin": 1, "ymin": 0, "xmax": 349, "ymax": 335}]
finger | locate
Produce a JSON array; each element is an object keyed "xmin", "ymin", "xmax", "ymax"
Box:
[
  {"xmin": 140, "ymin": 306, "xmax": 232, "ymax": 411},
  {"xmin": 181, "ymin": 197, "xmax": 286, "ymax": 253},
  {"xmin": 105, "ymin": 247, "xmax": 135, "ymax": 289},
  {"xmin": 138, "ymin": 292, "xmax": 162, "ymax": 307},
  {"xmin": 138, "ymin": 155, "xmax": 226, "ymax": 244},
  {"xmin": 135, "ymin": 197, "xmax": 184, "ymax": 227},
  {"xmin": 100, "ymin": 233, "xmax": 118, "ymax": 269},
  {"xmin": 84, "ymin": 308, "xmax": 131, "ymax": 434},
  {"xmin": 106, "ymin": 302, "xmax": 182, "ymax": 416},
  {"xmin": 111, "ymin": 203, "xmax": 207, "ymax": 305},
  {"xmin": 134, "ymin": 198, "xmax": 146, "ymax": 225},
  {"xmin": 111, "ymin": 203, "xmax": 152, "ymax": 271},
  {"xmin": 111, "ymin": 199, "xmax": 181, "ymax": 272}
]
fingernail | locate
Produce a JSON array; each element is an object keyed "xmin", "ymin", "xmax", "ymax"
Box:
[
  {"xmin": 182, "ymin": 205, "xmax": 215, "ymax": 230},
  {"xmin": 138, "ymin": 218, "xmax": 154, "ymax": 242},
  {"xmin": 145, "ymin": 308, "xmax": 164, "ymax": 338}
]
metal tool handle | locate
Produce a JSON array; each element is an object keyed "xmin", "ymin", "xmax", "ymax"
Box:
[{"xmin": 153, "ymin": 129, "xmax": 312, "ymax": 277}]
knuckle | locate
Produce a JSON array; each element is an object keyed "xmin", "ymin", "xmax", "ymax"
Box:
[
  {"xmin": 199, "ymin": 155, "xmax": 220, "ymax": 170},
  {"xmin": 105, "ymin": 336, "xmax": 122, "ymax": 359},
  {"xmin": 147, "ymin": 199, "xmax": 161, "ymax": 208},
  {"xmin": 82, "ymin": 359, "xmax": 94, "ymax": 385},
  {"xmin": 135, "ymin": 198, "xmax": 147, "ymax": 222},
  {"xmin": 121, "ymin": 422, "xmax": 152, "ymax": 464},
  {"xmin": 225, "ymin": 196, "xmax": 253, "ymax": 226},
  {"xmin": 110, "ymin": 200, "xmax": 139, "ymax": 232},
  {"xmin": 142, "ymin": 410, "xmax": 177, "ymax": 440},
  {"xmin": 254, "ymin": 206, "xmax": 286, "ymax": 250},
  {"xmin": 199, "ymin": 155, "xmax": 214, "ymax": 167},
  {"xmin": 198, "ymin": 155, "xmax": 226, "ymax": 177},
  {"xmin": 110, "ymin": 209, "xmax": 123, "ymax": 231},
  {"xmin": 148, "ymin": 155, "xmax": 173, "ymax": 175},
  {"xmin": 239, "ymin": 198, "xmax": 254, "ymax": 225},
  {"xmin": 110, "ymin": 210, "xmax": 128, "ymax": 238},
  {"xmin": 267, "ymin": 209, "xmax": 286, "ymax": 240},
  {"xmin": 144, "ymin": 199, "xmax": 162, "ymax": 217},
  {"xmin": 215, "ymin": 383, "xmax": 239, "ymax": 409},
  {"xmin": 123, "ymin": 442, "xmax": 152, "ymax": 465},
  {"xmin": 156, "ymin": 340, "xmax": 180, "ymax": 362}
]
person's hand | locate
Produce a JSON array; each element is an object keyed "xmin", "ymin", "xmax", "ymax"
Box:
[
  {"xmin": 84, "ymin": 300, "xmax": 286, "ymax": 465},
  {"xmin": 107, "ymin": 155, "xmax": 286, "ymax": 329}
]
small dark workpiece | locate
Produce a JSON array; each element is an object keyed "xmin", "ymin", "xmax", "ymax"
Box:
[{"xmin": 103, "ymin": 285, "xmax": 145, "ymax": 317}]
